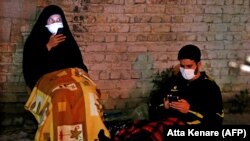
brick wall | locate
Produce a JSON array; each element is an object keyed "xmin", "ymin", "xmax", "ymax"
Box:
[{"xmin": 0, "ymin": 0, "xmax": 250, "ymax": 126}]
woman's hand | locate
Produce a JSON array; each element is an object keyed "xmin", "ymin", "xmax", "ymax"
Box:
[
  {"xmin": 46, "ymin": 34, "xmax": 66, "ymax": 51},
  {"xmin": 169, "ymin": 99, "xmax": 190, "ymax": 114}
]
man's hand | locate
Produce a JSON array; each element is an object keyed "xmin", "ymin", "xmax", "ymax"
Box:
[
  {"xmin": 46, "ymin": 34, "xmax": 66, "ymax": 51},
  {"xmin": 169, "ymin": 99, "xmax": 190, "ymax": 114}
]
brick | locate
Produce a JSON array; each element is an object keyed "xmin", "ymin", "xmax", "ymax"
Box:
[
  {"xmin": 161, "ymin": 15, "xmax": 171, "ymax": 22},
  {"xmin": 171, "ymin": 16, "xmax": 183, "ymax": 23},
  {"xmin": 99, "ymin": 70, "xmax": 109, "ymax": 80},
  {"xmin": 108, "ymin": 90, "xmax": 121, "ymax": 99},
  {"xmin": 97, "ymin": 80, "xmax": 116, "ymax": 90},
  {"xmin": 125, "ymin": 5, "xmax": 145, "ymax": 14},
  {"xmin": 91, "ymin": 63, "xmax": 112, "ymax": 70},
  {"xmin": 136, "ymin": 34, "xmax": 148, "ymax": 41},
  {"xmin": 90, "ymin": 25, "xmax": 111, "ymax": 32},
  {"xmin": 85, "ymin": 44, "xmax": 107, "ymax": 52},
  {"xmin": 146, "ymin": 6, "xmax": 165, "ymax": 13},
  {"xmin": 149, "ymin": 16, "xmax": 162, "ymax": 23},
  {"xmin": 151, "ymin": 24, "xmax": 171, "ymax": 32},
  {"xmin": 128, "ymin": 45, "xmax": 147, "ymax": 52},
  {"xmin": 102, "ymin": 100, "xmax": 115, "ymax": 110},
  {"xmin": 116, "ymin": 80, "xmax": 136, "ymax": 89},
  {"xmin": 120, "ymin": 71, "xmax": 131, "ymax": 79},
  {"xmin": 172, "ymin": 24, "xmax": 190, "ymax": 32},
  {"xmin": 117, "ymin": 35, "xmax": 127, "ymax": 42},
  {"xmin": 110, "ymin": 24, "xmax": 129, "ymax": 32},
  {"xmin": 105, "ymin": 54, "xmax": 121, "ymax": 63},
  {"xmin": 110, "ymin": 71, "xmax": 121, "ymax": 79},
  {"xmin": 134, "ymin": 0, "xmax": 146, "ymax": 4},
  {"xmin": 0, "ymin": 53, "xmax": 12, "ymax": 63},
  {"xmin": 131, "ymin": 71, "xmax": 141, "ymax": 79},
  {"xmin": 191, "ymin": 24, "xmax": 208, "ymax": 32},
  {"xmin": 99, "ymin": 91, "xmax": 109, "ymax": 100},
  {"xmin": 0, "ymin": 19, "xmax": 11, "ymax": 42},
  {"xmin": 112, "ymin": 61, "xmax": 131, "ymax": 70},
  {"xmin": 148, "ymin": 0, "xmax": 169, "ymax": 4},
  {"xmin": 87, "ymin": 5, "xmax": 104, "ymax": 13},
  {"xmin": 107, "ymin": 14, "xmax": 130, "ymax": 23},
  {"xmin": 210, "ymin": 24, "xmax": 228, "ymax": 32},
  {"xmin": 105, "ymin": 35, "xmax": 116, "ymax": 42},
  {"xmin": 223, "ymin": 6, "xmax": 241, "ymax": 14},
  {"xmin": 88, "ymin": 71, "xmax": 100, "ymax": 80},
  {"xmin": 165, "ymin": 7, "xmax": 185, "ymax": 14},
  {"xmin": 132, "ymin": 15, "xmax": 145, "ymax": 23},
  {"xmin": 147, "ymin": 34, "xmax": 159, "ymax": 41},
  {"xmin": 130, "ymin": 24, "xmax": 151, "ymax": 32},
  {"xmin": 159, "ymin": 34, "xmax": 176, "ymax": 41},
  {"xmin": 205, "ymin": 6, "xmax": 223, "ymax": 14},
  {"xmin": 105, "ymin": 5, "xmax": 124, "ymax": 13},
  {"xmin": 114, "ymin": 0, "xmax": 125, "ymax": 5},
  {"xmin": 147, "ymin": 44, "xmax": 167, "ymax": 52}
]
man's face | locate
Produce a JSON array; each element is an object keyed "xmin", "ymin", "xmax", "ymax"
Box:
[
  {"xmin": 179, "ymin": 59, "xmax": 201, "ymax": 80},
  {"xmin": 180, "ymin": 59, "xmax": 197, "ymax": 70}
]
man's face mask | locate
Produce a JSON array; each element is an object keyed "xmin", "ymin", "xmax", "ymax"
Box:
[
  {"xmin": 179, "ymin": 67, "xmax": 196, "ymax": 80},
  {"xmin": 45, "ymin": 22, "xmax": 63, "ymax": 34}
]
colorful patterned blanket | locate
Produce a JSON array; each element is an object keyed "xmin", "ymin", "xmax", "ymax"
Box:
[{"xmin": 24, "ymin": 68, "xmax": 110, "ymax": 141}]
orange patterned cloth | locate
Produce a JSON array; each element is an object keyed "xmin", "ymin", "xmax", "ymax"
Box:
[{"xmin": 24, "ymin": 68, "xmax": 110, "ymax": 141}]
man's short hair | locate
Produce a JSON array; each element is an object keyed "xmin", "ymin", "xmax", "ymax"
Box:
[{"xmin": 178, "ymin": 44, "xmax": 201, "ymax": 63}]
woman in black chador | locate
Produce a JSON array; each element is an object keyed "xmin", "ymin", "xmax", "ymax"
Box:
[
  {"xmin": 23, "ymin": 5, "xmax": 110, "ymax": 141},
  {"xmin": 23, "ymin": 5, "xmax": 88, "ymax": 90}
]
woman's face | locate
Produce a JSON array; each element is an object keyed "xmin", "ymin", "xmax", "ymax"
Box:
[{"xmin": 47, "ymin": 14, "xmax": 62, "ymax": 25}]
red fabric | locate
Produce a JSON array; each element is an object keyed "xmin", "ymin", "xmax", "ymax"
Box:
[{"xmin": 113, "ymin": 117, "xmax": 185, "ymax": 141}]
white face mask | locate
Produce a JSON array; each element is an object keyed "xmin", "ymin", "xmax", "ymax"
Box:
[
  {"xmin": 180, "ymin": 67, "xmax": 195, "ymax": 80},
  {"xmin": 45, "ymin": 22, "xmax": 63, "ymax": 34}
]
